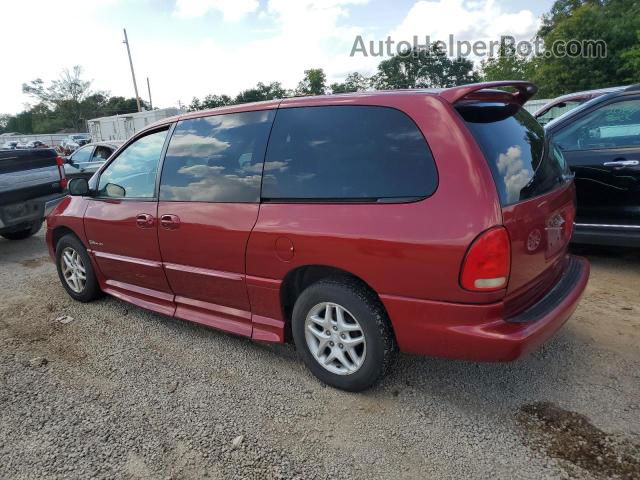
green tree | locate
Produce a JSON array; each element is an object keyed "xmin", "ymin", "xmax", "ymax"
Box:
[
  {"xmin": 330, "ymin": 72, "xmax": 370, "ymax": 93},
  {"xmin": 0, "ymin": 114, "xmax": 11, "ymax": 133},
  {"xmin": 235, "ymin": 82, "xmax": 288, "ymax": 103},
  {"xmin": 22, "ymin": 66, "xmax": 103, "ymax": 131},
  {"xmin": 532, "ymin": 0, "xmax": 640, "ymax": 97},
  {"xmin": 5, "ymin": 111, "xmax": 33, "ymax": 134},
  {"xmin": 372, "ymin": 45, "xmax": 479, "ymax": 90},
  {"xmin": 481, "ymin": 43, "xmax": 533, "ymax": 82},
  {"xmin": 296, "ymin": 69, "xmax": 327, "ymax": 96},
  {"xmin": 101, "ymin": 96, "xmax": 148, "ymax": 115},
  {"xmin": 188, "ymin": 94, "xmax": 233, "ymax": 111}
]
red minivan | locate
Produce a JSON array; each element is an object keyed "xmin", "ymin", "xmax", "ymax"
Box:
[{"xmin": 47, "ymin": 81, "xmax": 590, "ymax": 391}]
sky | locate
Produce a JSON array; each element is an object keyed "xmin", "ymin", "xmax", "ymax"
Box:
[{"xmin": 0, "ymin": 0, "xmax": 555, "ymax": 115}]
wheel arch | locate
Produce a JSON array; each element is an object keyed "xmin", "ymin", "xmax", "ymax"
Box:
[
  {"xmin": 51, "ymin": 226, "xmax": 83, "ymax": 252},
  {"xmin": 279, "ymin": 264, "xmax": 394, "ymax": 342}
]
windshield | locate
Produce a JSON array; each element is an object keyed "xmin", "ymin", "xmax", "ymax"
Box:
[{"xmin": 458, "ymin": 102, "xmax": 570, "ymax": 206}]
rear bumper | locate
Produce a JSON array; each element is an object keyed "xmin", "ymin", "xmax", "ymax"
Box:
[
  {"xmin": 381, "ymin": 255, "xmax": 590, "ymax": 362},
  {"xmin": 0, "ymin": 192, "xmax": 65, "ymax": 232}
]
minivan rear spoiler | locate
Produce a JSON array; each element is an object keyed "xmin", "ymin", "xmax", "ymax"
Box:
[{"xmin": 439, "ymin": 81, "xmax": 538, "ymax": 106}]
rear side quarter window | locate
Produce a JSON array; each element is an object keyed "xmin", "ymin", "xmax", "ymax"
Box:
[{"xmin": 261, "ymin": 105, "xmax": 438, "ymax": 202}]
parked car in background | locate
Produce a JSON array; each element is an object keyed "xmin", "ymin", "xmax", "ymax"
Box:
[
  {"xmin": 64, "ymin": 141, "xmax": 121, "ymax": 181},
  {"xmin": 68, "ymin": 134, "xmax": 91, "ymax": 146},
  {"xmin": 47, "ymin": 81, "xmax": 589, "ymax": 391},
  {"xmin": 0, "ymin": 148, "xmax": 66, "ymax": 240},
  {"xmin": 546, "ymin": 84, "xmax": 640, "ymax": 247},
  {"xmin": 58, "ymin": 139, "xmax": 78, "ymax": 155},
  {"xmin": 59, "ymin": 134, "xmax": 92, "ymax": 155},
  {"xmin": 25, "ymin": 140, "xmax": 49, "ymax": 149},
  {"xmin": 1, "ymin": 141, "xmax": 19, "ymax": 150},
  {"xmin": 534, "ymin": 86, "xmax": 631, "ymax": 126}
]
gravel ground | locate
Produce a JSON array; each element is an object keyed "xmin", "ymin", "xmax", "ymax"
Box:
[{"xmin": 1, "ymin": 230, "xmax": 639, "ymax": 479}]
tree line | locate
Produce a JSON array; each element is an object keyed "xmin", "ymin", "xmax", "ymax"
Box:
[
  {"xmin": 2, "ymin": 0, "xmax": 638, "ymax": 133},
  {"xmin": 1, "ymin": 66, "xmax": 148, "ymax": 135}
]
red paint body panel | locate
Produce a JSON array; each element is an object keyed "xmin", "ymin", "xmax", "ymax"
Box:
[
  {"xmin": 157, "ymin": 201, "xmax": 258, "ymax": 336},
  {"xmin": 247, "ymin": 94, "xmax": 504, "ymax": 306},
  {"xmin": 246, "ymin": 275, "xmax": 285, "ymax": 342},
  {"xmin": 501, "ymin": 183, "xmax": 577, "ymax": 316},
  {"xmin": 46, "ymin": 196, "xmax": 89, "ymax": 258},
  {"xmin": 382, "ymin": 257, "xmax": 589, "ymax": 361},
  {"xmin": 45, "ymin": 86, "xmax": 590, "ymax": 365},
  {"xmin": 84, "ymin": 199, "xmax": 172, "ymax": 294}
]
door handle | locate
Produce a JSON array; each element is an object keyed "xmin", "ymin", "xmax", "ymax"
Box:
[
  {"xmin": 160, "ymin": 214, "xmax": 180, "ymax": 230},
  {"xmin": 603, "ymin": 159, "xmax": 639, "ymax": 168},
  {"xmin": 136, "ymin": 213, "xmax": 155, "ymax": 228}
]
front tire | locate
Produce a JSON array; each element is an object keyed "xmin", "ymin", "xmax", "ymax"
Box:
[
  {"xmin": 292, "ymin": 278, "xmax": 396, "ymax": 392},
  {"xmin": 55, "ymin": 234, "xmax": 101, "ymax": 302}
]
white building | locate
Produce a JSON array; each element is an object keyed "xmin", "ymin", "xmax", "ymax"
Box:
[{"xmin": 87, "ymin": 108, "xmax": 183, "ymax": 142}]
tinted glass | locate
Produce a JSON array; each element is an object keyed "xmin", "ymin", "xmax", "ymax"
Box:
[
  {"xmin": 160, "ymin": 110, "xmax": 274, "ymax": 202},
  {"xmin": 71, "ymin": 146, "xmax": 93, "ymax": 163},
  {"xmin": 553, "ymin": 98, "xmax": 640, "ymax": 151},
  {"xmin": 459, "ymin": 103, "xmax": 569, "ymax": 206},
  {"xmin": 98, "ymin": 129, "xmax": 167, "ymax": 198},
  {"xmin": 93, "ymin": 145, "xmax": 113, "ymax": 160},
  {"xmin": 261, "ymin": 106, "xmax": 437, "ymax": 201},
  {"xmin": 536, "ymin": 100, "xmax": 582, "ymax": 126}
]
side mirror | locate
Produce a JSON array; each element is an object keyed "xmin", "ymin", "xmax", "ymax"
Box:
[
  {"xmin": 104, "ymin": 183, "xmax": 126, "ymax": 197},
  {"xmin": 68, "ymin": 177, "xmax": 89, "ymax": 196}
]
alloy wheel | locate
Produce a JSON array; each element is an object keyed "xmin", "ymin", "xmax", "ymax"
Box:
[
  {"xmin": 304, "ymin": 302, "xmax": 367, "ymax": 375},
  {"xmin": 60, "ymin": 247, "xmax": 87, "ymax": 293}
]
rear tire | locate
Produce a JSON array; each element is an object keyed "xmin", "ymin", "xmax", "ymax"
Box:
[
  {"xmin": 55, "ymin": 234, "xmax": 102, "ymax": 302},
  {"xmin": 0, "ymin": 221, "xmax": 42, "ymax": 240},
  {"xmin": 292, "ymin": 278, "xmax": 396, "ymax": 392}
]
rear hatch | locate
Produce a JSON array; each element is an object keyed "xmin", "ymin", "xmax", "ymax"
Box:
[{"xmin": 457, "ymin": 101, "xmax": 575, "ymax": 313}]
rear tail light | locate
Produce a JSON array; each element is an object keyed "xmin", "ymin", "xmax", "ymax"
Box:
[
  {"xmin": 55, "ymin": 156, "xmax": 68, "ymax": 189},
  {"xmin": 460, "ymin": 227, "xmax": 511, "ymax": 292}
]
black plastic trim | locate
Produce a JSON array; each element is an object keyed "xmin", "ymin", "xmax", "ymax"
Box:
[
  {"xmin": 572, "ymin": 225, "xmax": 640, "ymax": 248},
  {"xmin": 506, "ymin": 257, "xmax": 584, "ymax": 324}
]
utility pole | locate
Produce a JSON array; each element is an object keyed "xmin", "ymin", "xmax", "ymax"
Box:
[
  {"xmin": 146, "ymin": 77, "xmax": 153, "ymax": 110},
  {"xmin": 122, "ymin": 28, "xmax": 142, "ymax": 112}
]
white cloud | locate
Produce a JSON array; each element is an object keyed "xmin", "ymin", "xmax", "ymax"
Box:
[
  {"xmin": 0, "ymin": 0, "xmax": 543, "ymax": 118},
  {"xmin": 388, "ymin": 0, "xmax": 540, "ymax": 57},
  {"xmin": 173, "ymin": 0, "xmax": 260, "ymax": 21},
  {"xmin": 496, "ymin": 145, "xmax": 534, "ymax": 203}
]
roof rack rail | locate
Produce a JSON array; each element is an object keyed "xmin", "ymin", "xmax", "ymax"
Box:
[
  {"xmin": 624, "ymin": 84, "xmax": 640, "ymax": 92},
  {"xmin": 439, "ymin": 81, "xmax": 537, "ymax": 106}
]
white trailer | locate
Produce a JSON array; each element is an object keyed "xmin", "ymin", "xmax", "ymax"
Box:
[{"xmin": 87, "ymin": 108, "xmax": 183, "ymax": 142}]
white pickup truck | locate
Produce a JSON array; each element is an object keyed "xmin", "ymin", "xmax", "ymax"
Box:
[{"xmin": 0, "ymin": 148, "xmax": 66, "ymax": 240}]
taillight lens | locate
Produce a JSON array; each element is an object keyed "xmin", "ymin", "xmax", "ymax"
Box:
[
  {"xmin": 460, "ymin": 227, "xmax": 511, "ymax": 292},
  {"xmin": 55, "ymin": 156, "xmax": 67, "ymax": 190}
]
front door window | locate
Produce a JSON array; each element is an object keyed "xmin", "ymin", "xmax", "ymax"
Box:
[{"xmin": 98, "ymin": 129, "xmax": 168, "ymax": 198}]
